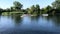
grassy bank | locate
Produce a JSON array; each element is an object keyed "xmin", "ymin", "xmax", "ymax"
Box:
[
  {"xmin": 2, "ymin": 11, "xmax": 24, "ymax": 16},
  {"xmin": 2, "ymin": 12, "xmax": 40, "ymax": 16}
]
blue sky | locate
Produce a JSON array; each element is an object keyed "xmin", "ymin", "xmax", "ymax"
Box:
[{"xmin": 0, "ymin": 0, "xmax": 55, "ymax": 9}]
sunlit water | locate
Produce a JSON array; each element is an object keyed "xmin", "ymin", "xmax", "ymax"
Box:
[{"xmin": 0, "ymin": 15, "xmax": 60, "ymax": 34}]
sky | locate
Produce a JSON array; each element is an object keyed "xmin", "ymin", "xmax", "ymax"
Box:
[{"xmin": 0, "ymin": 0, "xmax": 55, "ymax": 9}]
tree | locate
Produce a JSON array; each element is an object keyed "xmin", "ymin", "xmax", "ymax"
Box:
[
  {"xmin": 13, "ymin": 1, "xmax": 23, "ymax": 10},
  {"xmin": 6, "ymin": 8, "xmax": 11, "ymax": 12},
  {"xmin": 36, "ymin": 4, "xmax": 40, "ymax": 11},
  {"xmin": 0, "ymin": 8, "xmax": 3, "ymax": 14},
  {"xmin": 30, "ymin": 5, "xmax": 36, "ymax": 14},
  {"xmin": 10, "ymin": 7, "xmax": 14, "ymax": 11},
  {"xmin": 46, "ymin": 5, "xmax": 52, "ymax": 13},
  {"xmin": 26, "ymin": 8, "xmax": 30, "ymax": 14},
  {"xmin": 52, "ymin": 0, "xmax": 60, "ymax": 15},
  {"xmin": 0, "ymin": 8, "xmax": 3, "ymax": 12},
  {"xmin": 46, "ymin": 5, "xmax": 52, "ymax": 10},
  {"xmin": 35, "ymin": 4, "xmax": 40, "ymax": 15},
  {"xmin": 41, "ymin": 8, "xmax": 45, "ymax": 14},
  {"xmin": 40, "ymin": 5, "xmax": 52, "ymax": 14},
  {"xmin": 52, "ymin": 0, "xmax": 60, "ymax": 9}
]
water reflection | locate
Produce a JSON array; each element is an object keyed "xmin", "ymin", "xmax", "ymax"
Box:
[
  {"xmin": 0, "ymin": 16, "xmax": 14, "ymax": 32},
  {"xmin": 12, "ymin": 15, "xmax": 21, "ymax": 23},
  {"xmin": 52, "ymin": 16, "xmax": 60, "ymax": 26},
  {"xmin": 0, "ymin": 15, "xmax": 60, "ymax": 34},
  {"xmin": 31, "ymin": 16, "xmax": 40, "ymax": 24},
  {"xmin": 45, "ymin": 16, "xmax": 60, "ymax": 26}
]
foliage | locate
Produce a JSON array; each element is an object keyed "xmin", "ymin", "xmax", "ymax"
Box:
[
  {"xmin": 52, "ymin": 0, "xmax": 60, "ymax": 15},
  {"xmin": 13, "ymin": 1, "xmax": 23, "ymax": 10},
  {"xmin": 52, "ymin": 0, "xmax": 60, "ymax": 9},
  {"xmin": 1, "ymin": 0, "xmax": 60, "ymax": 16},
  {"xmin": 0, "ymin": 8, "xmax": 3, "ymax": 14},
  {"xmin": 30, "ymin": 5, "xmax": 36, "ymax": 14},
  {"xmin": 26, "ymin": 5, "xmax": 40, "ymax": 15},
  {"xmin": 35, "ymin": 4, "xmax": 40, "ymax": 15}
]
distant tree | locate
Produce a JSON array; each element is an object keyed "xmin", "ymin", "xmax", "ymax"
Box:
[
  {"xmin": 0, "ymin": 8, "xmax": 3, "ymax": 14},
  {"xmin": 22, "ymin": 9, "xmax": 27, "ymax": 14},
  {"xmin": 42, "ymin": 5, "xmax": 52, "ymax": 14},
  {"xmin": 30, "ymin": 5, "xmax": 36, "ymax": 14},
  {"xmin": 35, "ymin": 4, "xmax": 40, "ymax": 15},
  {"xmin": 52, "ymin": 0, "xmax": 60, "ymax": 15},
  {"xmin": 46, "ymin": 5, "xmax": 52, "ymax": 13},
  {"xmin": 46, "ymin": 5, "xmax": 55, "ymax": 15},
  {"xmin": 10, "ymin": 7, "xmax": 14, "ymax": 11},
  {"xmin": 46, "ymin": 5, "xmax": 52, "ymax": 10},
  {"xmin": 40, "ymin": 8, "xmax": 45, "ymax": 14},
  {"xmin": 13, "ymin": 1, "xmax": 23, "ymax": 10},
  {"xmin": 26, "ymin": 8, "xmax": 31, "ymax": 14},
  {"xmin": 6, "ymin": 8, "xmax": 11, "ymax": 12},
  {"xmin": 40, "ymin": 5, "xmax": 52, "ymax": 14},
  {"xmin": 52, "ymin": 0, "xmax": 60, "ymax": 9},
  {"xmin": 0, "ymin": 8, "xmax": 3, "ymax": 12}
]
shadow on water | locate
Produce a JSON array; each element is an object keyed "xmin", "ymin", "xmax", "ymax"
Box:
[
  {"xmin": 11, "ymin": 15, "xmax": 22, "ymax": 25},
  {"xmin": 52, "ymin": 16, "xmax": 60, "ymax": 26},
  {"xmin": 31, "ymin": 16, "xmax": 40, "ymax": 23},
  {"xmin": 45, "ymin": 16, "xmax": 60, "ymax": 26}
]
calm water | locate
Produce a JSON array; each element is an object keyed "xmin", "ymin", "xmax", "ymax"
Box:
[{"xmin": 0, "ymin": 15, "xmax": 60, "ymax": 34}]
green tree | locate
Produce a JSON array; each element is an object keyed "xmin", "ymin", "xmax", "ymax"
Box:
[
  {"xmin": 26, "ymin": 8, "xmax": 30, "ymax": 14},
  {"xmin": 46, "ymin": 5, "xmax": 52, "ymax": 13},
  {"xmin": 13, "ymin": 1, "xmax": 23, "ymax": 10},
  {"xmin": 41, "ymin": 8, "xmax": 45, "ymax": 14},
  {"xmin": 0, "ymin": 8, "xmax": 3, "ymax": 12},
  {"xmin": 41, "ymin": 5, "xmax": 52, "ymax": 14},
  {"xmin": 30, "ymin": 5, "xmax": 36, "ymax": 14},
  {"xmin": 0, "ymin": 8, "xmax": 3, "ymax": 14},
  {"xmin": 46, "ymin": 5, "xmax": 52, "ymax": 10},
  {"xmin": 52, "ymin": 0, "xmax": 60, "ymax": 9},
  {"xmin": 52, "ymin": 0, "xmax": 60, "ymax": 15},
  {"xmin": 10, "ymin": 7, "xmax": 14, "ymax": 11},
  {"xmin": 35, "ymin": 4, "xmax": 40, "ymax": 15},
  {"xmin": 6, "ymin": 8, "xmax": 11, "ymax": 12},
  {"xmin": 46, "ymin": 5, "xmax": 55, "ymax": 15}
]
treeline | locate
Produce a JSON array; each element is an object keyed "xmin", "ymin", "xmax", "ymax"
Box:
[{"xmin": 0, "ymin": 0, "xmax": 60, "ymax": 16}]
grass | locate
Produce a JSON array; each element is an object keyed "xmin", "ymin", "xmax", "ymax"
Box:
[
  {"xmin": 2, "ymin": 11, "xmax": 24, "ymax": 16},
  {"xmin": 1, "ymin": 11, "xmax": 40, "ymax": 16}
]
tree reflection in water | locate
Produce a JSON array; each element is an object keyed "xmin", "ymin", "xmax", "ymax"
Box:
[
  {"xmin": 11, "ymin": 15, "xmax": 22, "ymax": 25},
  {"xmin": 31, "ymin": 16, "xmax": 40, "ymax": 23},
  {"xmin": 46, "ymin": 16, "xmax": 60, "ymax": 26}
]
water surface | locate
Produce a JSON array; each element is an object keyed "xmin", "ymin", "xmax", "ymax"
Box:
[{"xmin": 0, "ymin": 15, "xmax": 60, "ymax": 34}]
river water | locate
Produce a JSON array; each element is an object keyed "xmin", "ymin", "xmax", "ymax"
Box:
[{"xmin": 0, "ymin": 15, "xmax": 60, "ymax": 34}]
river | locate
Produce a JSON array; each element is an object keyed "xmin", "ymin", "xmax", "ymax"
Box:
[{"xmin": 0, "ymin": 15, "xmax": 60, "ymax": 34}]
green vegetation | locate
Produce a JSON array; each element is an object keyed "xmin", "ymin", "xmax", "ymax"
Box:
[{"xmin": 0, "ymin": 0, "xmax": 60, "ymax": 16}]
